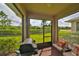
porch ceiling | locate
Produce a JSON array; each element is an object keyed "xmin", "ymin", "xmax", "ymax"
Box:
[{"xmin": 6, "ymin": 3, "xmax": 79, "ymax": 20}]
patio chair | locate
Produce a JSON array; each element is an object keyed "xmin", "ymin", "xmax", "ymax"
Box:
[
  {"xmin": 19, "ymin": 44, "xmax": 37, "ymax": 56},
  {"xmin": 52, "ymin": 39, "xmax": 72, "ymax": 56}
]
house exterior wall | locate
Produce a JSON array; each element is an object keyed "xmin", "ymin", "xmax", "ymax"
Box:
[
  {"xmin": 71, "ymin": 22, "xmax": 77, "ymax": 32},
  {"xmin": 71, "ymin": 21, "xmax": 79, "ymax": 32},
  {"xmin": 76, "ymin": 22, "xmax": 79, "ymax": 31}
]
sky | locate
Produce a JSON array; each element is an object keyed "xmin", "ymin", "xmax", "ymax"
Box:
[{"xmin": 0, "ymin": 3, "xmax": 79, "ymax": 27}]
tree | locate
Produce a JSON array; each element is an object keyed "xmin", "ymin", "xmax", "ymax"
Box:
[
  {"xmin": 0, "ymin": 11, "xmax": 12, "ymax": 26},
  {"xmin": 0, "ymin": 11, "xmax": 7, "ymax": 18},
  {"xmin": 6, "ymin": 19, "xmax": 12, "ymax": 26},
  {"xmin": 0, "ymin": 19, "xmax": 7, "ymax": 26},
  {"xmin": 0, "ymin": 11, "xmax": 7, "ymax": 26},
  {"xmin": 41, "ymin": 20, "xmax": 47, "ymax": 26}
]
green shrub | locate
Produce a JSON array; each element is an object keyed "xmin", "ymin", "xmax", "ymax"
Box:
[
  {"xmin": 0, "ymin": 29, "xmax": 21, "ymax": 36},
  {"xmin": 0, "ymin": 26, "xmax": 22, "ymax": 36},
  {"xmin": 0, "ymin": 38, "xmax": 19, "ymax": 55}
]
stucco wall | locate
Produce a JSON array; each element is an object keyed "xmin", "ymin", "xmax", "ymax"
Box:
[
  {"xmin": 71, "ymin": 21, "xmax": 79, "ymax": 32},
  {"xmin": 71, "ymin": 22, "xmax": 77, "ymax": 32},
  {"xmin": 76, "ymin": 22, "xmax": 79, "ymax": 31}
]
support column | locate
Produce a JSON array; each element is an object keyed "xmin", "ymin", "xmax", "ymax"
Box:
[
  {"xmin": 22, "ymin": 16, "xmax": 27, "ymax": 42},
  {"xmin": 22, "ymin": 15, "xmax": 30, "ymax": 42},
  {"xmin": 26, "ymin": 17, "xmax": 30, "ymax": 38},
  {"xmin": 43, "ymin": 20, "xmax": 45, "ymax": 44},
  {"xmin": 51, "ymin": 16, "xmax": 58, "ymax": 44},
  {"xmin": 51, "ymin": 16, "xmax": 59, "ymax": 55},
  {"xmin": 22, "ymin": 16, "xmax": 24, "ymax": 42}
]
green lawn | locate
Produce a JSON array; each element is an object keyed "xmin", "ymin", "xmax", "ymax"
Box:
[
  {"xmin": 30, "ymin": 29, "xmax": 71, "ymax": 43},
  {"xmin": 1, "ymin": 29, "xmax": 79, "ymax": 53},
  {"xmin": 59, "ymin": 30, "xmax": 71, "ymax": 39},
  {"xmin": 30, "ymin": 33, "xmax": 51, "ymax": 43},
  {"xmin": 1, "ymin": 29, "xmax": 79, "ymax": 49},
  {"xmin": 0, "ymin": 36, "xmax": 21, "ymax": 41},
  {"xmin": 0, "ymin": 29, "xmax": 71, "ymax": 44}
]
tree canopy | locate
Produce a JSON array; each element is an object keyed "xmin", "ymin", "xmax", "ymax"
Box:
[{"xmin": 0, "ymin": 11, "xmax": 12, "ymax": 26}]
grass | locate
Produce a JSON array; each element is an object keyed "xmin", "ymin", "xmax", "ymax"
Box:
[
  {"xmin": 1, "ymin": 29, "xmax": 79, "ymax": 53},
  {"xmin": 59, "ymin": 30, "xmax": 71, "ymax": 39},
  {"xmin": 30, "ymin": 33, "xmax": 51, "ymax": 43},
  {"xmin": 0, "ymin": 29, "xmax": 71, "ymax": 44},
  {"xmin": 31, "ymin": 29, "xmax": 71, "ymax": 43},
  {"xmin": 0, "ymin": 36, "xmax": 21, "ymax": 41},
  {"xmin": 1, "ymin": 29, "xmax": 79, "ymax": 49},
  {"xmin": 0, "ymin": 29, "xmax": 76, "ymax": 46}
]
